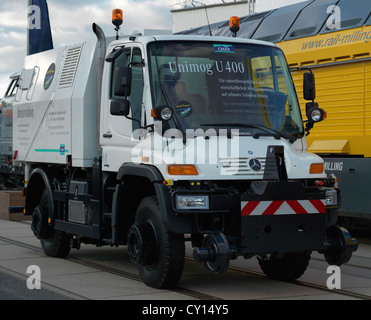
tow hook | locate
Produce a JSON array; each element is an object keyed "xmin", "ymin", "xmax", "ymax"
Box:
[
  {"xmin": 193, "ymin": 231, "xmax": 230, "ymax": 274},
  {"xmin": 322, "ymin": 225, "xmax": 358, "ymax": 266}
]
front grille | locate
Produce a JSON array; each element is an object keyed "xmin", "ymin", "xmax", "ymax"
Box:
[{"xmin": 219, "ymin": 157, "xmax": 265, "ymax": 176}]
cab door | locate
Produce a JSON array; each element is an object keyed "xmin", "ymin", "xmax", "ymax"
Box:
[{"xmin": 101, "ymin": 44, "xmax": 146, "ymax": 171}]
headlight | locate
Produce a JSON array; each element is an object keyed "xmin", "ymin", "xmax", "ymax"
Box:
[
  {"xmin": 310, "ymin": 109, "xmax": 323, "ymax": 122},
  {"xmin": 176, "ymin": 195, "xmax": 209, "ymax": 210},
  {"xmin": 325, "ymin": 188, "xmax": 339, "ymax": 206},
  {"xmin": 151, "ymin": 106, "xmax": 173, "ymax": 121}
]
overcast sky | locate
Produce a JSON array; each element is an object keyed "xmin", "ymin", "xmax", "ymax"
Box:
[{"xmin": 0, "ymin": 0, "xmax": 305, "ymax": 97}]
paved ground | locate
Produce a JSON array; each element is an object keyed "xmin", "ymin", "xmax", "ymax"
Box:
[
  {"xmin": 0, "ymin": 269, "xmax": 72, "ymax": 300},
  {"xmin": 0, "ymin": 218, "xmax": 370, "ymax": 303}
]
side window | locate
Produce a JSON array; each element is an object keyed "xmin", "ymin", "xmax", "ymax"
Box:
[
  {"xmin": 130, "ymin": 48, "xmax": 144, "ymax": 131},
  {"xmin": 5, "ymin": 78, "xmax": 19, "ymax": 97},
  {"xmin": 111, "ymin": 49, "xmax": 131, "ymax": 99},
  {"xmin": 111, "ymin": 47, "xmax": 144, "ymax": 131}
]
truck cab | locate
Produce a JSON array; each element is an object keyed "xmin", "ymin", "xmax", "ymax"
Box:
[{"xmin": 14, "ymin": 18, "xmax": 358, "ymax": 289}]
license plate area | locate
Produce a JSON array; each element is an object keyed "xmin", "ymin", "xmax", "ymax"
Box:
[{"xmin": 240, "ymin": 214, "xmax": 328, "ymax": 254}]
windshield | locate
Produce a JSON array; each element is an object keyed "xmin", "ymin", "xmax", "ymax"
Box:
[{"xmin": 148, "ymin": 41, "xmax": 304, "ymax": 138}]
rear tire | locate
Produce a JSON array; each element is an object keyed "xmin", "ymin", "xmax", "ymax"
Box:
[
  {"xmin": 34, "ymin": 187, "xmax": 71, "ymax": 258},
  {"xmin": 132, "ymin": 196, "xmax": 185, "ymax": 289},
  {"xmin": 258, "ymin": 251, "xmax": 311, "ymax": 281}
]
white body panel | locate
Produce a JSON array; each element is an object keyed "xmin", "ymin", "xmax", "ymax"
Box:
[
  {"xmin": 104, "ymin": 131, "xmax": 326, "ymax": 181},
  {"xmin": 100, "ymin": 35, "xmax": 325, "ymax": 181},
  {"xmin": 14, "ymin": 33, "xmax": 325, "ymax": 181},
  {"xmin": 13, "ymin": 38, "xmax": 99, "ymax": 167}
]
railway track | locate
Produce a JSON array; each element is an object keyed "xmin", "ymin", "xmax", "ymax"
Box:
[
  {"xmin": 227, "ymin": 263, "xmax": 371, "ymax": 300},
  {"xmin": 0, "ymin": 232, "xmax": 370, "ymax": 300}
]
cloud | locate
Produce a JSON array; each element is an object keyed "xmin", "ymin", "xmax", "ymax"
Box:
[
  {"xmin": 0, "ymin": 0, "xmax": 306, "ymax": 94},
  {"xmin": 0, "ymin": 0, "xmax": 174, "ymax": 76},
  {"xmin": 48, "ymin": 0, "xmax": 173, "ymax": 46}
]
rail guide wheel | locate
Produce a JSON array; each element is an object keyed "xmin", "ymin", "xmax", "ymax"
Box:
[
  {"xmin": 324, "ymin": 225, "xmax": 358, "ymax": 266},
  {"xmin": 193, "ymin": 231, "xmax": 230, "ymax": 274}
]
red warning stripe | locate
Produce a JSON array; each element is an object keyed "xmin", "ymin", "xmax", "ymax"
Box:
[
  {"xmin": 262, "ymin": 201, "xmax": 284, "ymax": 216},
  {"xmin": 241, "ymin": 201, "xmax": 260, "ymax": 216},
  {"xmin": 241, "ymin": 199, "xmax": 327, "ymax": 216},
  {"xmin": 309, "ymin": 199, "xmax": 327, "ymax": 214},
  {"xmin": 286, "ymin": 200, "xmax": 307, "ymax": 214}
]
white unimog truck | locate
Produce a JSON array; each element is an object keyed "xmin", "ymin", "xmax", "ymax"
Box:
[{"xmin": 13, "ymin": 13, "xmax": 358, "ymax": 289}]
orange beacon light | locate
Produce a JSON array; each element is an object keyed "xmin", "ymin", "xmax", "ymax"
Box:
[
  {"xmin": 229, "ymin": 16, "xmax": 240, "ymax": 37},
  {"xmin": 112, "ymin": 9, "xmax": 123, "ymax": 40},
  {"xmin": 112, "ymin": 9, "xmax": 123, "ymax": 27}
]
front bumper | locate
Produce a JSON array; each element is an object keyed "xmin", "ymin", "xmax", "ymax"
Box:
[
  {"xmin": 170, "ymin": 181, "xmax": 339, "ymax": 255},
  {"xmin": 240, "ymin": 214, "xmax": 328, "ymax": 255}
]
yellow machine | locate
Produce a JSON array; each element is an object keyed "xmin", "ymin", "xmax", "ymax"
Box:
[
  {"xmin": 280, "ymin": 25, "xmax": 371, "ymax": 157},
  {"xmin": 179, "ymin": 0, "xmax": 371, "ymax": 222},
  {"xmin": 279, "ymin": 25, "xmax": 371, "ymax": 222}
]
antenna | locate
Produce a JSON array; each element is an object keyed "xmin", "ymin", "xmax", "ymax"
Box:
[{"xmin": 204, "ymin": 4, "xmax": 213, "ymax": 36}]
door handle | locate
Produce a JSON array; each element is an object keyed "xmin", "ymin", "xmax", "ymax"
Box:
[{"xmin": 103, "ymin": 133, "xmax": 112, "ymax": 138}]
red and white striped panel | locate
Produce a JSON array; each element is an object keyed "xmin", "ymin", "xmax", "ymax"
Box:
[{"xmin": 241, "ymin": 199, "xmax": 327, "ymax": 216}]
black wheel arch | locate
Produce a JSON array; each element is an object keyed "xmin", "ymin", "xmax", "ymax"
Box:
[
  {"xmin": 25, "ymin": 167, "xmax": 55, "ymax": 218},
  {"xmin": 112, "ymin": 163, "xmax": 193, "ymax": 242}
]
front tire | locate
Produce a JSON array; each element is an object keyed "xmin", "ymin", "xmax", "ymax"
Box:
[
  {"xmin": 258, "ymin": 251, "xmax": 311, "ymax": 281},
  {"xmin": 130, "ymin": 196, "xmax": 185, "ymax": 289}
]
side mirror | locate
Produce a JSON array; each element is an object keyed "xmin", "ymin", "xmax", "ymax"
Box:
[
  {"xmin": 306, "ymin": 102, "xmax": 325, "ymax": 124},
  {"xmin": 105, "ymin": 47, "xmax": 125, "ymax": 63},
  {"xmin": 110, "ymin": 99, "xmax": 130, "ymax": 116},
  {"xmin": 303, "ymin": 72, "xmax": 315, "ymax": 101},
  {"xmin": 113, "ymin": 66, "xmax": 132, "ymax": 97}
]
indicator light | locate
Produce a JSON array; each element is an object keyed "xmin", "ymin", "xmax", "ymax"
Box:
[
  {"xmin": 310, "ymin": 163, "xmax": 324, "ymax": 174},
  {"xmin": 168, "ymin": 165, "xmax": 198, "ymax": 175}
]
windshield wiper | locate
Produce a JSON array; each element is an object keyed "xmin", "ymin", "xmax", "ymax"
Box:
[
  {"xmin": 250, "ymin": 124, "xmax": 297, "ymax": 143},
  {"xmin": 199, "ymin": 123, "xmax": 296, "ymax": 143}
]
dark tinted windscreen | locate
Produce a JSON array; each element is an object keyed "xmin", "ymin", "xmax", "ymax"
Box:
[
  {"xmin": 251, "ymin": 1, "xmax": 311, "ymax": 42},
  {"xmin": 148, "ymin": 41, "xmax": 303, "ymax": 136}
]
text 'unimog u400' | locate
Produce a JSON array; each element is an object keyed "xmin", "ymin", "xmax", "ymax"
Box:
[{"xmin": 13, "ymin": 12, "xmax": 358, "ymax": 288}]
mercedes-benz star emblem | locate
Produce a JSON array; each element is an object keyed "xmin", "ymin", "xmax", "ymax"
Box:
[{"xmin": 249, "ymin": 159, "xmax": 262, "ymax": 172}]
